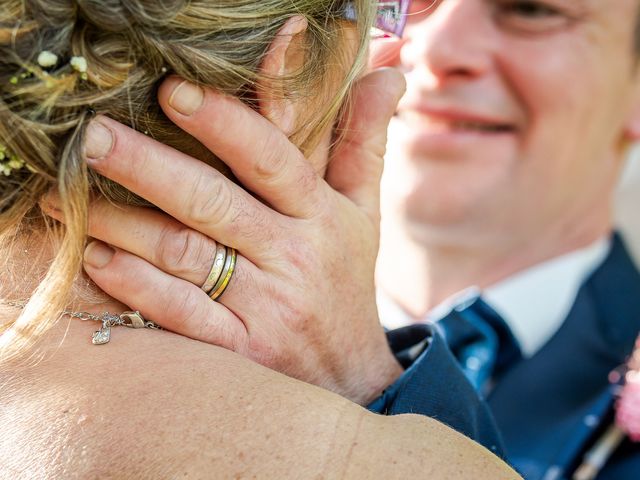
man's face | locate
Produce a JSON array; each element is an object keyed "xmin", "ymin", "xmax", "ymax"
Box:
[{"xmin": 381, "ymin": 0, "xmax": 640, "ymax": 249}]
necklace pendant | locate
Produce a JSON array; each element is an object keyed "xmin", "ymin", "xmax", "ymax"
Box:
[{"xmin": 92, "ymin": 321, "xmax": 111, "ymax": 345}]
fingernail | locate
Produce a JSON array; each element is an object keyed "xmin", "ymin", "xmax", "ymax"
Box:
[
  {"xmin": 169, "ymin": 80, "xmax": 204, "ymax": 116},
  {"xmin": 84, "ymin": 241, "xmax": 115, "ymax": 269},
  {"xmin": 84, "ymin": 121, "xmax": 114, "ymax": 161}
]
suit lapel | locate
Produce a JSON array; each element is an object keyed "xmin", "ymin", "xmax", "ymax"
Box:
[{"xmin": 489, "ymin": 233, "xmax": 640, "ymax": 479}]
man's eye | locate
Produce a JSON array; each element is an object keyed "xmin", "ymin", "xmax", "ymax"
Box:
[
  {"xmin": 502, "ymin": 1, "xmax": 558, "ymax": 17},
  {"xmin": 494, "ymin": 0, "xmax": 571, "ymax": 34}
]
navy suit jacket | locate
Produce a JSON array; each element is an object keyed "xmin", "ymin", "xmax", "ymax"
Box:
[
  {"xmin": 488, "ymin": 233, "xmax": 640, "ymax": 479},
  {"xmin": 383, "ymin": 233, "xmax": 640, "ymax": 479},
  {"xmin": 370, "ymin": 325, "xmax": 505, "ymax": 457}
]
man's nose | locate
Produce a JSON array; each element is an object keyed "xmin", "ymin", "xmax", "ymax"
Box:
[{"xmin": 401, "ymin": 0, "xmax": 494, "ymax": 85}]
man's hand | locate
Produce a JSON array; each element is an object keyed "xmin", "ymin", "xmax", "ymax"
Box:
[{"xmin": 46, "ymin": 69, "xmax": 406, "ymax": 405}]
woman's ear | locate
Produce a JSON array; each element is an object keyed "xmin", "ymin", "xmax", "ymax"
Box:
[
  {"xmin": 623, "ymin": 80, "xmax": 640, "ymax": 144},
  {"xmin": 257, "ymin": 15, "xmax": 309, "ymax": 136}
]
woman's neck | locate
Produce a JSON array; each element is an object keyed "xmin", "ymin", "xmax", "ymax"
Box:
[{"xmin": 1, "ymin": 230, "xmax": 125, "ymax": 319}]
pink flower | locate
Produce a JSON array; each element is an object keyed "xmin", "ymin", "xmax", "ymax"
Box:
[{"xmin": 616, "ymin": 337, "xmax": 640, "ymax": 442}]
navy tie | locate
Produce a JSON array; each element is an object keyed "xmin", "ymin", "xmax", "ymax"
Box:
[{"xmin": 436, "ymin": 296, "xmax": 522, "ymax": 392}]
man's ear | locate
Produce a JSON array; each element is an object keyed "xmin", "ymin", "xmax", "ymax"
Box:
[{"xmin": 257, "ymin": 16, "xmax": 309, "ymax": 136}]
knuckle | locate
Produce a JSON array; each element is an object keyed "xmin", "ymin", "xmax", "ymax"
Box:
[
  {"xmin": 267, "ymin": 281, "xmax": 311, "ymax": 331},
  {"xmin": 284, "ymin": 237, "xmax": 319, "ymax": 273},
  {"xmin": 252, "ymin": 135, "xmax": 320, "ymax": 197},
  {"xmin": 164, "ymin": 286, "xmax": 203, "ymax": 331},
  {"xmin": 294, "ymin": 165, "xmax": 319, "ymax": 197},
  {"xmin": 156, "ymin": 224, "xmax": 209, "ymax": 275},
  {"xmin": 253, "ymin": 135, "xmax": 288, "ymax": 180},
  {"xmin": 185, "ymin": 173, "xmax": 233, "ymax": 226},
  {"xmin": 282, "ymin": 302, "xmax": 309, "ymax": 334},
  {"xmin": 246, "ymin": 335, "xmax": 279, "ymax": 368}
]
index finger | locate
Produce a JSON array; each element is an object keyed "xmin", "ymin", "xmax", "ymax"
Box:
[
  {"xmin": 158, "ymin": 77, "xmax": 328, "ymax": 219},
  {"xmin": 83, "ymin": 115, "xmax": 283, "ymax": 260}
]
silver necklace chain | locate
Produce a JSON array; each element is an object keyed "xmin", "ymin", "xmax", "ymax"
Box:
[{"xmin": 4, "ymin": 301, "xmax": 162, "ymax": 345}]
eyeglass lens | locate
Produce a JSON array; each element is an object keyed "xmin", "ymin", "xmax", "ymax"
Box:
[{"xmin": 373, "ymin": 1, "xmax": 411, "ymax": 38}]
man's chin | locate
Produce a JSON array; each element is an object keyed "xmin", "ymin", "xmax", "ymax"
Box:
[
  {"xmin": 403, "ymin": 207, "xmax": 471, "ymax": 243},
  {"xmin": 400, "ymin": 190, "xmax": 501, "ymax": 246}
]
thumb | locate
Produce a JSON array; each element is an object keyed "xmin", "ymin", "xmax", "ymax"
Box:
[
  {"xmin": 325, "ymin": 67, "xmax": 406, "ymax": 220},
  {"xmin": 369, "ymin": 38, "xmax": 406, "ymax": 69}
]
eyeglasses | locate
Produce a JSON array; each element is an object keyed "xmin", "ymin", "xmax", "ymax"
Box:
[{"xmin": 344, "ymin": 1, "xmax": 412, "ymax": 39}]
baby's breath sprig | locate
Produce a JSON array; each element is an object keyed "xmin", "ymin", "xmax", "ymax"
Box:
[
  {"xmin": 8, "ymin": 51, "xmax": 89, "ymax": 88},
  {"xmin": 37, "ymin": 51, "xmax": 59, "ymax": 69},
  {"xmin": 70, "ymin": 56, "xmax": 89, "ymax": 81},
  {"xmin": 0, "ymin": 144, "xmax": 27, "ymax": 177}
]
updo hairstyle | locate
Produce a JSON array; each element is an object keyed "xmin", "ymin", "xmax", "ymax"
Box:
[{"xmin": 0, "ymin": 0, "xmax": 374, "ymax": 360}]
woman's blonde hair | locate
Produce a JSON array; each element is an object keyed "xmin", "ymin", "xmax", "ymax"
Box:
[{"xmin": 0, "ymin": 0, "xmax": 375, "ymax": 360}]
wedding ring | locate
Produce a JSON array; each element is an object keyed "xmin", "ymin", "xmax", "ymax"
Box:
[
  {"xmin": 201, "ymin": 242, "xmax": 227, "ymax": 295},
  {"xmin": 209, "ymin": 247, "xmax": 237, "ymax": 301}
]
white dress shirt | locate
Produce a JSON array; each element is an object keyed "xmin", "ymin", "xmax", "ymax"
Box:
[{"xmin": 377, "ymin": 237, "xmax": 611, "ymax": 358}]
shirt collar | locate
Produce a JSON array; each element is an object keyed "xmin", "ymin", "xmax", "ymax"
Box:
[
  {"xmin": 483, "ymin": 236, "xmax": 611, "ymax": 357},
  {"xmin": 377, "ymin": 286, "xmax": 481, "ymax": 330},
  {"xmin": 377, "ymin": 237, "xmax": 611, "ymax": 357}
]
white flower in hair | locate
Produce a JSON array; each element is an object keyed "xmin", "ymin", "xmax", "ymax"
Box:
[
  {"xmin": 0, "ymin": 144, "xmax": 26, "ymax": 176},
  {"xmin": 70, "ymin": 56, "xmax": 88, "ymax": 73},
  {"xmin": 6, "ymin": 158, "xmax": 24, "ymax": 170},
  {"xmin": 37, "ymin": 51, "xmax": 59, "ymax": 68}
]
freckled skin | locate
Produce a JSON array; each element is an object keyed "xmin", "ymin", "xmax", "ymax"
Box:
[{"xmin": 0, "ymin": 317, "xmax": 519, "ymax": 479}]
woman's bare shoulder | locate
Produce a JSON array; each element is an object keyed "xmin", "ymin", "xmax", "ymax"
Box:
[
  {"xmin": 1, "ymin": 319, "xmax": 352, "ymax": 478},
  {"xmin": 0, "ymin": 319, "xmax": 519, "ymax": 479}
]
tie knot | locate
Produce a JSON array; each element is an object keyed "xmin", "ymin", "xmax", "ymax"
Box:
[{"xmin": 438, "ymin": 297, "xmax": 522, "ymax": 391}]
